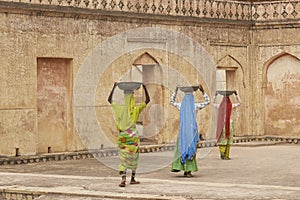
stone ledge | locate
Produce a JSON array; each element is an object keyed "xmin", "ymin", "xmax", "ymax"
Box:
[
  {"xmin": 0, "ymin": 190, "xmax": 40, "ymax": 200},
  {"xmin": 0, "ymin": 136, "xmax": 299, "ymax": 166},
  {"xmin": 0, "ymin": 186, "xmax": 184, "ymax": 200}
]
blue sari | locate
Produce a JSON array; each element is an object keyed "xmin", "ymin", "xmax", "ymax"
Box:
[{"xmin": 179, "ymin": 94, "xmax": 199, "ymax": 164}]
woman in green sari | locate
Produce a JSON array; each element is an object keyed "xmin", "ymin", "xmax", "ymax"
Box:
[{"xmin": 108, "ymin": 82, "xmax": 150, "ymax": 187}]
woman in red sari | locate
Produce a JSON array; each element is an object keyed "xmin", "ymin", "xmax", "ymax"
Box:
[{"xmin": 212, "ymin": 90, "xmax": 241, "ymax": 160}]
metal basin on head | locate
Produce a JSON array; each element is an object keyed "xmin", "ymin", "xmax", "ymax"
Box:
[
  {"xmin": 179, "ymin": 86, "xmax": 199, "ymax": 93},
  {"xmin": 117, "ymin": 82, "xmax": 142, "ymax": 93},
  {"xmin": 217, "ymin": 90, "xmax": 235, "ymax": 96}
]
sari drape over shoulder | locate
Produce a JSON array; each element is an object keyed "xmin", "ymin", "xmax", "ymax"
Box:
[
  {"xmin": 111, "ymin": 94, "xmax": 146, "ymax": 131},
  {"xmin": 111, "ymin": 94, "xmax": 146, "ymax": 171},
  {"xmin": 216, "ymin": 96, "xmax": 232, "ymax": 141}
]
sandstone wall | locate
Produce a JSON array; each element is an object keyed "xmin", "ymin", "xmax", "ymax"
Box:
[
  {"xmin": 252, "ymin": 25, "xmax": 300, "ymax": 136},
  {"xmin": 0, "ymin": 0, "xmax": 299, "ymax": 156}
]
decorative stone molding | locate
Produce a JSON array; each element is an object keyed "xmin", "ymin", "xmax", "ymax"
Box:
[
  {"xmin": 0, "ymin": 191, "xmax": 40, "ymax": 200},
  {"xmin": 252, "ymin": 1, "xmax": 300, "ymax": 21},
  {"xmin": 1, "ymin": 0, "xmax": 299, "ymax": 22}
]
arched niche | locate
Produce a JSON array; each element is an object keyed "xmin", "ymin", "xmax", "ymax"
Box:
[{"xmin": 264, "ymin": 53, "xmax": 300, "ymax": 136}]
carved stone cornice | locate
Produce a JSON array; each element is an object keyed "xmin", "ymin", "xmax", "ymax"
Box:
[{"xmin": 0, "ymin": 0, "xmax": 299, "ymax": 25}]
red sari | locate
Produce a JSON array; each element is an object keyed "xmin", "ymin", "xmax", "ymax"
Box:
[{"xmin": 216, "ymin": 97, "xmax": 232, "ymax": 141}]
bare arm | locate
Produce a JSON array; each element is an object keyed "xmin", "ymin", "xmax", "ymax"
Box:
[
  {"xmin": 107, "ymin": 82, "xmax": 117, "ymax": 104},
  {"xmin": 143, "ymin": 84, "xmax": 150, "ymax": 105},
  {"xmin": 198, "ymin": 85, "xmax": 205, "ymax": 95}
]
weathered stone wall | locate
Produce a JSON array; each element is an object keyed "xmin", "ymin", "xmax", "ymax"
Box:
[
  {"xmin": 0, "ymin": 0, "xmax": 299, "ymax": 156},
  {"xmin": 253, "ymin": 25, "xmax": 300, "ymax": 136}
]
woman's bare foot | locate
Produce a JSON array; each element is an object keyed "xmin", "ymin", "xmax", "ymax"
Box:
[
  {"xmin": 130, "ymin": 179, "xmax": 140, "ymax": 184},
  {"xmin": 119, "ymin": 180, "xmax": 126, "ymax": 187},
  {"xmin": 187, "ymin": 171, "xmax": 193, "ymax": 177}
]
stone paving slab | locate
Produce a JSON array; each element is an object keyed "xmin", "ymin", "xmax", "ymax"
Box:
[
  {"xmin": 0, "ymin": 172, "xmax": 299, "ymax": 200},
  {"xmin": 0, "ymin": 144, "xmax": 299, "ymax": 200}
]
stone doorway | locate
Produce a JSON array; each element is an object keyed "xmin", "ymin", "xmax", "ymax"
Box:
[
  {"xmin": 37, "ymin": 58, "xmax": 73, "ymax": 153},
  {"xmin": 126, "ymin": 52, "xmax": 164, "ymax": 144},
  {"xmin": 215, "ymin": 55, "xmax": 243, "ymax": 137}
]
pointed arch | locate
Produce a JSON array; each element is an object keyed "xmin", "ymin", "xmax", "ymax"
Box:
[
  {"xmin": 217, "ymin": 54, "xmax": 242, "ymax": 71},
  {"xmin": 216, "ymin": 54, "xmax": 246, "ymax": 89},
  {"xmin": 133, "ymin": 52, "xmax": 159, "ymax": 66},
  {"xmin": 263, "ymin": 52, "xmax": 300, "ymax": 136},
  {"xmin": 262, "ymin": 52, "xmax": 300, "ymax": 88}
]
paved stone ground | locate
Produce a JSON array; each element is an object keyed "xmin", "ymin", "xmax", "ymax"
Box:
[{"xmin": 0, "ymin": 143, "xmax": 299, "ymax": 199}]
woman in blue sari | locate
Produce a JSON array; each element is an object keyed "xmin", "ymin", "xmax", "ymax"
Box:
[{"xmin": 170, "ymin": 85, "xmax": 210, "ymax": 177}]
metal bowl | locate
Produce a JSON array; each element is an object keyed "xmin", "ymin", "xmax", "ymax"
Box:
[
  {"xmin": 117, "ymin": 82, "xmax": 142, "ymax": 91},
  {"xmin": 179, "ymin": 86, "xmax": 199, "ymax": 93},
  {"xmin": 217, "ymin": 90, "xmax": 235, "ymax": 96}
]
